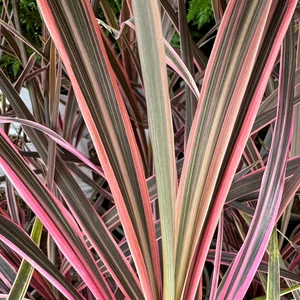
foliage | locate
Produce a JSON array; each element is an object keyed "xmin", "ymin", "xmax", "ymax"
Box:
[
  {"xmin": 0, "ymin": 53, "xmax": 21, "ymax": 80},
  {"xmin": 0, "ymin": 0, "xmax": 300, "ymax": 300},
  {"xmin": 0, "ymin": 0, "xmax": 42, "ymax": 80},
  {"xmin": 18, "ymin": 0, "xmax": 42, "ymax": 45},
  {"xmin": 187, "ymin": 0, "xmax": 214, "ymax": 30},
  {"xmin": 108, "ymin": 0, "xmax": 122, "ymax": 12},
  {"xmin": 171, "ymin": 0, "xmax": 214, "ymax": 49}
]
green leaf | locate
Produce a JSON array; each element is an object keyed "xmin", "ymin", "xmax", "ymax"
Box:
[
  {"xmin": 131, "ymin": 0, "xmax": 177, "ymax": 298},
  {"xmin": 266, "ymin": 227, "xmax": 280, "ymax": 300},
  {"xmin": 0, "ymin": 214, "xmax": 82, "ymax": 300},
  {"xmin": 7, "ymin": 218, "xmax": 43, "ymax": 300},
  {"xmin": 187, "ymin": 0, "xmax": 214, "ymax": 29}
]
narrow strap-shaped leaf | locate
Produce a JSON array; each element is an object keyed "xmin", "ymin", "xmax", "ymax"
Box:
[
  {"xmin": 0, "ymin": 69, "xmax": 144, "ymax": 298},
  {"xmin": 174, "ymin": 1, "xmax": 273, "ymax": 297},
  {"xmin": 0, "ymin": 296, "xmax": 31, "ymax": 300},
  {"xmin": 11, "ymin": 0, "xmax": 31, "ymax": 65},
  {"xmin": 211, "ymin": 0, "xmax": 223, "ymax": 23},
  {"xmin": 62, "ymin": 87, "xmax": 77, "ymax": 143},
  {"xmin": 0, "ymin": 130, "xmax": 113, "ymax": 299},
  {"xmin": 256, "ymin": 67, "xmax": 300, "ymax": 117},
  {"xmin": 0, "ymin": 19, "xmax": 46, "ymax": 60},
  {"xmin": 206, "ymin": 251, "xmax": 300, "ymax": 283},
  {"xmin": 0, "ymin": 116, "xmax": 104, "ymax": 177},
  {"xmin": 253, "ymin": 284, "xmax": 300, "ymax": 300},
  {"xmin": 5, "ymin": 179, "xmax": 20, "ymax": 225},
  {"xmin": 46, "ymin": 42, "xmax": 61, "ymax": 190},
  {"xmin": 37, "ymin": 0, "xmax": 160, "ymax": 298},
  {"xmin": 252, "ymin": 94, "xmax": 300, "ymax": 134},
  {"xmin": 1, "ymin": 28, "xmax": 23, "ymax": 63},
  {"xmin": 7, "ymin": 217, "xmax": 43, "ymax": 300},
  {"xmin": 164, "ymin": 41, "xmax": 200, "ymax": 99},
  {"xmin": 279, "ymin": 18, "xmax": 300, "ymax": 254},
  {"xmin": 290, "ymin": 25, "xmax": 300, "ymax": 157},
  {"xmin": 217, "ymin": 20, "xmax": 295, "ymax": 300},
  {"xmin": 178, "ymin": 0, "xmax": 197, "ymax": 142},
  {"xmin": 0, "ymin": 254, "xmax": 16, "ymax": 290},
  {"xmin": 101, "ymin": 32, "xmax": 148, "ymax": 174},
  {"xmin": 243, "ymin": 139, "xmax": 264, "ymax": 170},
  {"xmin": 160, "ymin": 0, "xmax": 208, "ymax": 70},
  {"xmin": 14, "ymin": 53, "xmax": 37, "ymax": 93},
  {"xmin": 277, "ymin": 165, "xmax": 300, "ymax": 221},
  {"xmin": 131, "ymin": 0, "xmax": 177, "ymax": 298},
  {"xmin": 209, "ymin": 214, "xmax": 224, "ymax": 300},
  {"xmin": 186, "ymin": 3, "xmax": 298, "ymax": 294},
  {"xmin": 227, "ymin": 156, "xmax": 300, "ymax": 203},
  {"xmin": 100, "ymin": 0, "xmax": 119, "ymax": 30},
  {"xmin": 0, "ymin": 215, "xmax": 83, "ymax": 300},
  {"xmin": 266, "ymin": 227, "xmax": 280, "ymax": 300}
]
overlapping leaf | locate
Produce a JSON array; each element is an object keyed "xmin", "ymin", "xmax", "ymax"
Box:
[
  {"xmin": 0, "ymin": 129, "xmax": 113, "ymax": 299},
  {"xmin": 37, "ymin": 0, "xmax": 160, "ymax": 298},
  {"xmin": 0, "ymin": 70, "xmax": 144, "ymax": 298},
  {"xmin": 217, "ymin": 20, "xmax": 295, "ymax": 299},
  {"xmin": 174, "ymin": 1, "xmax": 274, "ymax": 297}
]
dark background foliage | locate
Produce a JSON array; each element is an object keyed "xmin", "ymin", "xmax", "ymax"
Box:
[{"xmin": 0, "ymin": 0, "xmax": 214, "ymax": 80}]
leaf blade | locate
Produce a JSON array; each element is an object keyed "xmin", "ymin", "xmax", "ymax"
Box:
[
  {"xmin": 37, "ymin": 0, "xmax": 160, "ymax": 297},
  {"xmin": 217, "ymin": 19, "xmax": 295, "ymax": 300},
  {"xmin": 266, "ymin": 227, "xmax": 280, "ymax": 300},
  {"xmin": 7, "ymin": 217, "xmax": 43, "ymax": 300},
  {"xmin": 131, "ymin": 0, "xmax": 177, "ymax": 298},
  {"xmin": 174, "ymin": 1, "xmax": 274, "ymax": 297}
]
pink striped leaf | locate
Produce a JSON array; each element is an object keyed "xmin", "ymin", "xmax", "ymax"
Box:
[
  {"xmin": 206, "ymin": 251, "xmax": 300, "ymax": 283},
  {"xmin": 174, "ymin": 1, "xmax": 274, "ymax": 297},
  {"xmin": 0, "ymin": 295, "xmax": 31, "ymax": 300},
  {"xmin": 209, "ymin": 214, "xmax": 224, "ymax": 300},
  {"xmin": 216, "ymin": 20, "xmax": 295, "ymax": 299},
  {"xmin": 0, "ymin": 216, "xmax": 83, "ymax": 300},
  {"xmin": 179, "ymin": 1, "xmax": 298, "ymax": 298},
  {"xmin": 37, "ymin": 0, "xmax": 160, "ymax": 298},
  {"xmin": 0, "ymin": 129, "xmax": 114, "ymax": 299},
  {"xmin": 227, "ymin": 156, "xmax": 300, "ymax": 204},
  {"xmin": 0, "ymin": 116, "xmax": 105, "ymax": 177},
  {"xmin": 0, "ymin": 252, "xmax": 56, "ymax": 300},
  {"xmin": 0, "ymin": 70, "xmax": 144, "ymax": 299},
  {"xmin": 100, "ymin": 33, "xmax": 148, "ymax": 173},
  {"xmin": 7, "ymin": 217, "xmax": 43, "ymax": 300}
]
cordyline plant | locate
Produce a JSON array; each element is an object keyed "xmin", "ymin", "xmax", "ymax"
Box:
[{"xmin": 1, "ymin": 0, "xmax": 300, "ymax": 299}]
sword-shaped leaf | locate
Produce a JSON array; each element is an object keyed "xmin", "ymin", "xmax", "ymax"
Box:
[
  {"xmin": 217, "ymin": 19, "xmax": 295, "ymax": 300},
  {"xmin": 0, "ymin": 129, "xmax": 113, "ymax": 299},
  {"xmin": 130, "ymin": 0, "xmax": 177, "ymax": 298},
  {"xmin": 37, "ymin": 0, "xmax": 160, "ymax": 298},
  {"xmin": 174, "ymin": 1, "xmax": 274, "ymax": 297}
]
